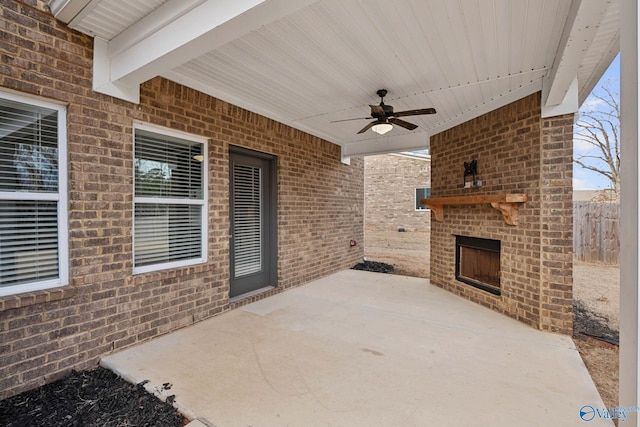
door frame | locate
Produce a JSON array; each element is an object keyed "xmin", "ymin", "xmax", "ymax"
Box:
[{"xmin": 229, "ymin": 145, "xmax": 278, "ymax": 296}]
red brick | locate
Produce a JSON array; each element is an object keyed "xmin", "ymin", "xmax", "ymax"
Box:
[
  {"xmin": 430, "ymin": 94, "xmax": 572, "ymax": 334},
  {"xmin": 0, "ymin": 1, "xmax": 363, "ymax": 400}
]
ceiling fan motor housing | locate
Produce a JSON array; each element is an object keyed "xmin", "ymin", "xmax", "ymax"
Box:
[
  {"xmin": 376, "ymin": 89, "xmax": 388, "ymax": 98},
  {"xmin": 350, "ymin": 88, "xmax": 436, "ymax": 134}
]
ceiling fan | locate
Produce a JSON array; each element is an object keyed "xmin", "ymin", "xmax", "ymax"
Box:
[{"xmin": 333, "ymin": 89, "xmax": 436, "ymax": 135}]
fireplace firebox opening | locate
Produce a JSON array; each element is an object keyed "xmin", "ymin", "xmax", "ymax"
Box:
[{"xmin": 455, "ymin": 235, "xmax": 501, "ymax": 295}]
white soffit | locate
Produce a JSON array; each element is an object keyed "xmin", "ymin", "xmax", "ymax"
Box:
[
  {"xmin": 541, "ymin": 0, "xmax": 613, "ymax": 118},
  {"xmin": 48, "ymin": 0, "xmax": 620, "ymax": 157},
  {"xmin": 577, "ymin": 0, "xmax": 620, "ymax": 104}
]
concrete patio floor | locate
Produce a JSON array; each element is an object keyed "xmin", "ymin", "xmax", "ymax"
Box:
[{"xmin": 101, "ymin": 270, "xmax": 612, "ymax": 426}]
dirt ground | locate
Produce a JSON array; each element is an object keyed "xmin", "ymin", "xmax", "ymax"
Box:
[
  {"xmin": 573, "ymin": 261, "xmax": 620, "ymax": 412},
  {"xmin": 364, "ymin": 229, "xmax": 620, "ymax": 411},
  {"xmin": 364, "ymin": 229, "xmax": 430, "ymax": 278}
]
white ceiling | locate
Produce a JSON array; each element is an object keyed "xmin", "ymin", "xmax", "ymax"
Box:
[{"xmin": 48, "ymin": 0, "xmax": 620, "ymax": 158}]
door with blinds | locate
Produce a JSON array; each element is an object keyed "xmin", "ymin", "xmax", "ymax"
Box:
[{"xmin": 229, "ymin": 150, "xmax": 276, "ymax": 298}]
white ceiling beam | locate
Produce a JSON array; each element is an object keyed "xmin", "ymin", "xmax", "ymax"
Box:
[
  {"xmin": 107, "ymin": 0, "xmax": 206, "ymax": 57},
  {"xmin": 543, "ymin": 0, "xmax": 610, "ymax": 109},
  {"xmin": 47, "ymin": 0, "xmax": 92, "ymax": 23},
  {"xmin": 93, "ymin": 37, "xmax": 141, "ymax": 103},
  {"xmin": 109, "ymin": 0, "xmax": 264, "ymax": 77},
  {"xmin": 93, "ymin": 0, "xmax": 317, "ymax": 103},
  {"xmin": 542, "ymin": 76, "xmax": 579, "ymax": 118},
  {"xmin": 341, "ymin": 132, "xmax": 429, "ymax": 159}
]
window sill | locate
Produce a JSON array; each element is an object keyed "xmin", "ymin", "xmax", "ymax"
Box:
[{"xmin": 0, "ymin": 286, "xmax": 76, "ymax": 312}]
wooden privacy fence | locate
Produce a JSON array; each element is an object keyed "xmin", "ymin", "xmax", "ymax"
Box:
[{"xmin": 573, "ymin": 202, "xmax": 620, "ymax": 265}]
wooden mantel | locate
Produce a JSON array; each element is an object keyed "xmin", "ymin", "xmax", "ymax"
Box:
[{"xmin": 421, "ymin": 194, "xmax": 528, "ymax": 226}]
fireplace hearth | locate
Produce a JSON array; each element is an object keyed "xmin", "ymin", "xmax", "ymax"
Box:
[{"xmin": 455, "ymin": 235, "xmax": 501, "ymax": 295}]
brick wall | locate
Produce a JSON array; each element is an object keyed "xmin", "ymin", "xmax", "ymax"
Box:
[
  {"xmin": 0, "ymin": 2, "xmax": 364, "ymax": 399},
  {"xmin": 539, "ymin": 115, "xmax": 574, "ymax": 332},
  {"xmin": 364, "ymin": 154, "xmax": 431, "ymax": 233},
  {"xmin": 429, "ymin": 93, "xmax": 573, "ymax": 334}
]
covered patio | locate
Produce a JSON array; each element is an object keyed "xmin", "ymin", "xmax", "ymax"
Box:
[
  {"xmin": 4, "ymin": 0, "xmax": 639, "ymax": 422},
  {"xmin": 102, "ymin": 270, "xmax": 610, "ymax": 426}
]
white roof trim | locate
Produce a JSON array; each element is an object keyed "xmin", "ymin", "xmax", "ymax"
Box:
[
  {"xmin": 543, "ymin": 0, "xmax": 611, "ymax": 109},
  {"xmin": 342, "ymin": 132, "xmax": 429, "ymax": 159},
  {"xmin": 542, "ymin": 76, "xmax": 579, "ymax": 118},
  {"xmin": 93, "ymin": 0, "xmax": 317, "ymax": 100},
  {"xmin": 107, "ymin": 0, "xmax": 206, "ymax": 57},
  {"xmin": 47, "ymin": 0, "xmax": 92, "ymax": 23}
]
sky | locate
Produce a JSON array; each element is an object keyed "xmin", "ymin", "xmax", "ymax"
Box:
[{"xmin": 573, "ymin": 54, "xmax": 620, "ymax": 191}]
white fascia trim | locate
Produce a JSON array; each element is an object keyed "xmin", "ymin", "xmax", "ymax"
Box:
[
  {"xmin": 47, "ymin": 0, "xmax": 92, "ymax": 23},
  {"xmin": 340, "ymin": 147, "xmax": 351, "ymax": 165},
  {"xmin": 543, "ymin": 0, "xmax": 611, "ymax": 109},
  {"xmin": 579, "ymin": 43, "xmax": 620, "ymax": 106},
  {"xmin": 541, "ymin": 76, "xmax": 579, "ymax": 118},
  {"xmin": 390, "ymin": 153, "xmax": 431, "ymax": 162},
  {"xmin": 342, "ymin": 132, "xmax": 430, "ymax": 159},
  {"xmin": 93, "ymin": 38, "xmax": 140, "ymax": 104},
  {"xmin": 107, "ymin": 0, "xmax": 207, "ymax": 57}
]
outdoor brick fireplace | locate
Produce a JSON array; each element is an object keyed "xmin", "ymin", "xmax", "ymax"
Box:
[
  {"xmin": 455, "ymin": 235, "xmax": 501, "ymax": 295},
  {"xmin": 428, "ymin": 93, "xmax": 574, "ymax": 334}
]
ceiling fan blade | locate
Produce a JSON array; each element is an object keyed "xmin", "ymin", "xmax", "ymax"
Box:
[
  {"xmin": 357, "ymin": 121, "xmax": 377, "ymax": 134},
  {"xmin": 330, "ymin": 117, "xmax": 372, "ymax": 123},
  {"xmin": 389, "ymin": 117, "xmax": 418, "ymax": 131},
  {"xmin": 369, "ymin": 104, "xmax": 385, "ymax": 116},
  {"xmin": 393, "ymin": 108, "xmax": 436, "ymax": 117}
]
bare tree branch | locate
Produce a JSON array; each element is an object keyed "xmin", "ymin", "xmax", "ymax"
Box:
[{"xmin": 574, "ymin": 79, "xmax": 620, "ymax": 193}]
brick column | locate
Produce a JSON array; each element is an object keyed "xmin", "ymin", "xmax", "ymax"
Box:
[{"xmin": 539, "ymin": 114, "xmax": 574, "ymax": 334}]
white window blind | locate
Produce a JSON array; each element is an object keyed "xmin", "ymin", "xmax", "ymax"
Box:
[
  {"xmin": 232, "ymin": 164, "xmax": 262, "ymax": 278},
  {"xmin": 0, "ymin": 94, "xmax": 67, "ymax": 296},
  {"xmin": 133, "ymin": 127, "xmax": 206, "ymax": 273},
  {"xmin": 415, "ymin": 187, "xmax": 431, "ymax": 210}
]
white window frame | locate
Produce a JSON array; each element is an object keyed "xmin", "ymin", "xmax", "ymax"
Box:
[
  {"xmin": 0, "ymin": 90, "xmax": 68, "ymax": 297},
  {"xmin": 132, "ymin": 122, "xmax": 208, "ymax": 275},
  {"xmin": 415, "ymin": 187, "xmax": 431, "ymax": 211}
]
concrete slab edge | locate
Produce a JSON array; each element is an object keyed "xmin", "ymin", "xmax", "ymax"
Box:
[{"xmin": 186, "ymin": 419, "xmax": 217, "ymax": 427}]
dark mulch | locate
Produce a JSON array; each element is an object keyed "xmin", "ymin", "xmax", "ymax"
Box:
[
  {"xmin": 574, "ymin": 300, "xmax": 619, "ymax": 346},
  {"xmin": 351, "ymin": 260, "xmax": 395, "ymax": 274},
  {"xmin": 0, "ymin": 367, "xmax": 187, "ymax": 427}
]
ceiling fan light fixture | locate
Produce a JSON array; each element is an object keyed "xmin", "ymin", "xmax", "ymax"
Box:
[{"xmin": 371, "ymin": 122, "xmax": 393, "ymax": 135}]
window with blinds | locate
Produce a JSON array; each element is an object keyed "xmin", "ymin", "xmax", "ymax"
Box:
[
  {"xmin": 415, "ymin": 187, "xmax": 431, "ymax": 210},
  {"xmin": 133, "ymin": 126, "xmax": 207, "ymax": 273},
  {"xmin": 232, "ymin": 164, "xmax": 262, "ymax": 278},
  {"xmin": 0, "ymin": 93, "xmax": 68, "ymax": 297}
]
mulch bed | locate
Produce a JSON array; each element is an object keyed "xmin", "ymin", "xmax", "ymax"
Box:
[
  {"xmin": 351, "ymin": 260, "xmax": 395, "ymax": 274},
  {"xmin": 0, "ymin": 367, "xmax": 187, "ymax": 427},
  {"xmin": 574, "ymin": 300, "xmax": 619, "ymax": 346}
]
